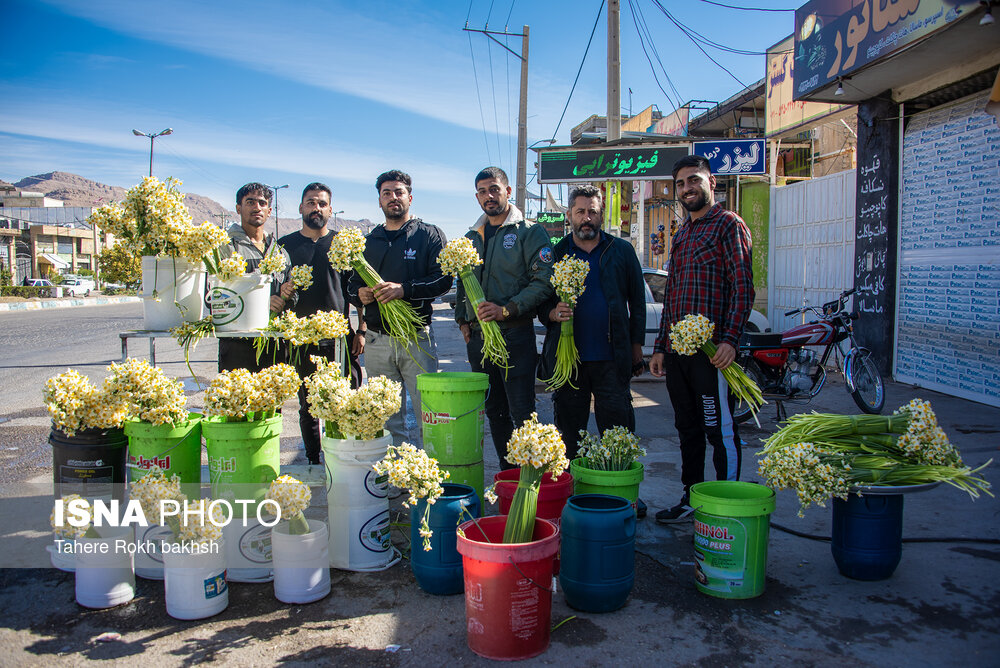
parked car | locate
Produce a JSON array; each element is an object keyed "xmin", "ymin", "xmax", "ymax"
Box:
[
  {"xmin": 25, "ymin": 278, "xmax": 53, "ymax": 287},
  {"xmin": 61, "ymin": 277, "xmax": 96, "ymax": 297},
  {"xmin": 536, "ymin": 268, "xmax": 770, "ymax": 359}
]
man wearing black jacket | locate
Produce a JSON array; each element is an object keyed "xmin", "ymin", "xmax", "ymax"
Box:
[
  {"xmin": 279, "ymin": 182, "xmax": 362, "ymax": 465},
  {"xmin": 347, "ymin": 170, "xmax": 451, "ymax": 447},
  {"xmin": 541, "ymin": 184, "xmax": 645, "ymax": 462}
]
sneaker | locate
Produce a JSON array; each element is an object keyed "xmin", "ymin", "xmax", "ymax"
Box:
[
  {"xmin": 635, "ymin": 498, "xmax": 647, "ymax": 519},
  {"xmin": 655, "ymin": 500, "xmax": 694, "ymax": 524}
]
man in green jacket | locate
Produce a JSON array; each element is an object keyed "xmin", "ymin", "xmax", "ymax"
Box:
[{"xmin": 455, "ymin": 167, "xmax": 554, "ymax": 468}]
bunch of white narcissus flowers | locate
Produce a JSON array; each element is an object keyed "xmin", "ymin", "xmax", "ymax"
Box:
[
  {"xmin": 669, "ymin": 313, "xmax": 714, "ymax": 356},
  {"xmin": 505, "ymin": 412, "xmax": 570, "ymax": 475},
  {"xmin": 267, "ymin": 310, "xmax": 350, "ymax": 347},
  {"xmin": 290, "ymin": 265, "xmax": 313, "ymax": 290},
  {"xmin": 577, "ymin": 426, "xmax": 647, "ymax": 471},
  {"xmin": 895, "ymin": 399, "xmax": 961, "ymax": 467},
  {"xmin": 265, "ymin": 475, "xmax": 312, "ymax": 534},
  {"xmin": 215, "ymin": 254, "xmax": 247, "ymax": 282},
  {"xmin": 204, "ymin": 368, "xmax": 257, "ymax": 419},
  {"xmin": 550, "ymin": 256, "xmax": 590, "ymax": 306},
  {"xmin": 373, "ymin": 443, "xmax": 449, "ymax": 551},
  {"xmin": 130, "ymin": 465, "xmax": 184, "ymax": 526},
  {"xmin": 174, "ymin": 221, "xmax": 230, "ymax": 265},
  {"xmin": 104, "ymin": 357, "xmax": 189, "ymax": 426},
  {"xmin": 757, "ymin": 442, "xmax": 851, "ymax": 517},
  {"xmin": 43, "ymin": 369, "xmax": 129, "ymax": 435},
  {"xmin": 437, "ymin": 237, "xmax": 482, "ymax": 277},
  {"xmin": 259, "ymin": 248, "xmax": 287, "ymax": 275},
  {"xmin": 326, "ymin": 227, "xmax": 367, "ymax": 271},
  {"xmin": 248, "ymin": 363, "xmax": 301, "ymax": 415}
]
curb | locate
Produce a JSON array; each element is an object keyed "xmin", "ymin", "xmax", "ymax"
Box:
[{"xmin": 0, "ymin": 295, "xmax": 142, "ymax": 312}]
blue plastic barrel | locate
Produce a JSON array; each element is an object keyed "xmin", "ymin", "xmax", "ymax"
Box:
[
  {"xmin": 559, "ymin": 494, "xmax": 635, "ymax": 612},
  {"xmin": 410, "ymin": 483, "xmax": 480, "ymax": 595},
  {"xmin": 831, "ymin": 493, "xmax": 904, "ymax": 581}
]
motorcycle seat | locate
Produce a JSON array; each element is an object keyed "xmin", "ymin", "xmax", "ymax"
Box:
[{"xmin": 740, "ymin": 332, "xmax": 783, "ymax": 349}]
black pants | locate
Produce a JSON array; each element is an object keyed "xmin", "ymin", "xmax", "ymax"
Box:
[
  {"xmin": 218, "ymin": 337, "xmax": 285, "ymax": 372},
  {"xmin": 291, "ymin": 335, "xmax": 362, "ymax": 464},
  {"xmin": 553, "ymin": 360, "xmax": 634, "ymax": 461},
  {"xmin": 468, "ymin": 324, "xmax": 536, "ymax": 470},
  {"xmin": 662, "ymin": 351, "xmax": 741, "ymax": 500}
]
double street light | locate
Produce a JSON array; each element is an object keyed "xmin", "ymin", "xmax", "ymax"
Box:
[
  {"xmin": 131, "ymin": 128, "xmax": 173, "ymax": 177},
  {"xmin": 266, "ymin": 184, "xmax": 289, "ymax": 237}
]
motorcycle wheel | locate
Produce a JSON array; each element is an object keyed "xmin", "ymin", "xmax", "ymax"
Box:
[
  {"xmin": 846, "ymin": 350, "xmax": 885, "ymax": 414},
  {"xmin": 733, "ymin": 355, "xmax": 766, "ymax": 424}
]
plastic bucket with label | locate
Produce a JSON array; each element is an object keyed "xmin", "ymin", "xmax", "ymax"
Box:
[
  {"xmin": 140, "ymin": 256, "xmax": 206, "ymax": 331},
  {"xmin": 162, "ymin": 539, "xmax": 229, "ymax": 620},
  {"xmin": 410, "ymin": 483, "xmax": 480, "ymax": 595},
  {"xmin": 50, "ymin": 426, "xmax": 128, "ymax": 501},
  {"xmin": 222, "ymin": 513, "xmax": 273, "ymax": 583},
  {"xmin": 203, "ymin": 415, "xmax": 281, "ymax": 505},
  {"xmin": 689, "ymin": 481, "xmax": 775, "ymax": 599},
  {"xmin": 208, "ymin": 274, "xmax": 270, "ymax": 332},
  {"xmin": 271, "ymin": 519, "xmax": 331, "ymax": 604},
  {"xmin": 322, "ymin": 430, "xmax": 399, "ymax": 571},
  {"xmin": 124, "ymin": 414, "xmax": 203, "ymax": 485}
]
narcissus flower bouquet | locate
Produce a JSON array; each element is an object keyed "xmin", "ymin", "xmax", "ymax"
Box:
[
  {"xmin": 438, "ymin": 237, "xmax": 509, "ymax": 371},
  {"xmin": 264, "ymin": 475, "xmax": 313, "ymax": 535},
  {"xmin": 758, "ymin": 399, "xmax": 993, "ymax": 516},
  {"xmin": 43, "ymin": 370, "xmax": 128, "ymax": 437},
  {"xmin": 328, "ymin": 227, "xmax": 425, "ymax": 348},
  {"xmin": 259, "ymin": 308, "xmax": 350, "ymax": 366},
  {"xmin": 543, "ymin": 256, "xmax": 589, "ymax": 390},
  {"xmin": 670, "ymin": 313, "xmax": 765, "ymax": 423},
  {"xmin": 203, "ymin": 364, "xmax": 300, "ymax": 422},
  {"xmin": 304, "ymin": 357, "xmax": 402, "ymax": 440},
  {"xmin": 373, "ymin": 443, "xmax": 451, "ymax": 551}
]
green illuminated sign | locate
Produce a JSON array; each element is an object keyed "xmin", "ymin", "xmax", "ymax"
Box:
[
  {"xmin": 538, "ymin": 145, "xmax": 688, "ymax": 184},
  {"xmin": 536, "ymin": 212, "xmax": 565, "ymax": 225}
]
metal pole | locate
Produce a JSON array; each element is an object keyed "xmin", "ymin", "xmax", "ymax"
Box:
[
  {"xmin": 148, "ymin": 137, "xmax": 154, "ymax": 177},
  {"xmin": 516, "ymin": 25, "xmax": 530, "ymax": 213},
  {"xmin": 607, "ymin": 0, "xmax": 621, "ymax": 142}
]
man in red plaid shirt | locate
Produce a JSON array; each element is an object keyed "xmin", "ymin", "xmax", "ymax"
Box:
[{"xmin": 650, "ymin": 155, "xmax": 755, "ymax": 523}]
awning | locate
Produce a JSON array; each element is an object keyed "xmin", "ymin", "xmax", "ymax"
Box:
[{"xmin": 39, "ymin": 253, "xmax": 69, "ymax": 269}]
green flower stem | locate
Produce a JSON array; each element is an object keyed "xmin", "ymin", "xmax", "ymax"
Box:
[
  {"xmin": 352, "ymin": 259, "xmax": 426, "ymax": 362},
  {"xmin": 459, "ymin": 268, "xmax": 509, "ymax": 372},
  {"xmin": 544, "ymin": 318, "xmax": 580, "ymax": 390},
  {"xmin": 701, "ymin": 341, "xmax": 765, "ymax": 421},
  {"xmin": 288, "ymin": 511, "xmax": 311, "ymax": 536},
  {"xmin": 503, "ymin": 465, "xmax": 544, "ymax": 544}
]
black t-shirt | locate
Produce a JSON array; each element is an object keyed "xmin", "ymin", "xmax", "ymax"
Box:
[
  {"xmin": 483, "ymin": 220, "xmax": 500, "ymax": 251},
  {"xmin": 278, "ymin": 229, "xmax": 349, "ymax": 317}
]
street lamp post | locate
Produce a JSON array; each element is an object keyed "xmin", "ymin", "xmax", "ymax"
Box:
[
  {"xmin": 266, "ymin": 184, "xmax": 289, "ymax": 237},
  {"xmin": 131, "ymin": 128, "xmax": 173, "ymax": 177},
  {"xmin": 332, "ymin": 210, "xmax": 344, "ymax": 229}
]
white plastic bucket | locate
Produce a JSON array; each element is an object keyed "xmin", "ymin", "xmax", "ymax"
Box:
[
  {"xmin": 74, "ymin": 526, "xmax": 135, "ymax": 609},
  {"xmin": 322, "ymin": 430, "xmax": 399, "ymax": 571},
  {"xmin": 49, "ymin": 537, "xmax": 75, "ymax": 572},
  {"xmin": 208, "ymin": 274, "xmax": 270, "ymax": 332},
  {"xmin": 271, "ymin": 519, "xmax": 331, "ymax": 604},
  {"xmin": 222, "ymin": 514, "xmax": 273, "ymax": 583},
  {"xmin": 141, "ymin": 256, "xmax": 207, "ymax": 331},
  {"xmin": 135, "ymin": 523, "xmax": 174, "ymax": 580},
  {"xmin": 162, "ymin": 539, "xmax": 228, "ymax": 620}
]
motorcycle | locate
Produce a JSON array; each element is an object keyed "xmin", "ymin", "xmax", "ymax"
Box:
[{"xmin": 734, "ymin": 288, "xmax": 885, "ymax": 423}]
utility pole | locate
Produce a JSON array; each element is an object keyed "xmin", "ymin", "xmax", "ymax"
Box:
[
  {"xmin": 607, "ymin": 0, "xmax": 621, "ymax": 142},
  {"xmin": 266, "ymin": 184, "xmax": 289, "ymax": 237},
  {"xmin": 464, "ymin": 23, "xmax": 530, "ymax": 213},
  {"xmin": 212, "ymin": 212, "xmax": 229, "ymax": 228}
]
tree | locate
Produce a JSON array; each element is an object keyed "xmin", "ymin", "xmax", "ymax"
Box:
[{"xmin": 98, "ymin": 243, "xmax": 142, "ymax": 286}]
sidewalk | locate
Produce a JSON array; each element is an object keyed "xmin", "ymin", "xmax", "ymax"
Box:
[
  {"xmin": 1, "ymin": 305, "xmax": 997, "ymax": 666},
  {"xmin": 0, "ymin": 295, "xmax": 141, "ymax": 312}
]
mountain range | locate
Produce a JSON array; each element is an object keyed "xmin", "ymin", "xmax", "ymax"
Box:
[{"xmin": 7, "ymin": 171, "xmax": 369, "ymax": 237}]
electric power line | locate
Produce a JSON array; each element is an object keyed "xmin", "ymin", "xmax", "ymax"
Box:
[
  {"xmin": 649, "ymin": 0, "xmax": 749, "ymax": 89},
  {"xmin": 550, "ymin": 0, "xmax": 606, "ymax": 143},
  {"xmin": 485, "ymin": 38, "xmax": 504, "ymax": 168},
  {"xmin": 467, "ymin": 31, "xmax": 494, "ymax": 164},
  {"xmin": 698, "ymin": 0, "xmax": 795, "ymax": 11},
  {"xmin": 628, "ymin": 0, "xmax": 683, "ymax": 112}
]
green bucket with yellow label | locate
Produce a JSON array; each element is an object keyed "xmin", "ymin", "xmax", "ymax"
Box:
[
  {"xmin": 202, "ymin": 414, "xmax": 282, "ymax": 505},
  {"xmin": 689, "ymin": 481, "xmax": 775, "ymax": 599}
]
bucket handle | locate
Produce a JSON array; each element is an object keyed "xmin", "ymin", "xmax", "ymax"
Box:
[
  {"xmin": 126, "ymin": 431, "xmax": 194, "ymax": 470},
  {"xmin": 420, "ymin": 385, "xmax": 490, "ymax": 422},
  {"xmin": 507, "ymin": 556, "xmax": 553, "ymax": 593}
]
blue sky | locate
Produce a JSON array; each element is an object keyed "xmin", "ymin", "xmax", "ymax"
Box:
[{"xmin": 0, "ymin": 0, "xmax": 800, "ymax": 240}]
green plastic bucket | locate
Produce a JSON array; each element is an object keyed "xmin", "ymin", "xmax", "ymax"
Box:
[
  {"xmin": 570, "ymin": 459, "xmax": 644, "ymax": 514},
  {"xmin": 417, "ymin": 372, "xmax": 488, "ymax": 502},
  {"xmin": 202, "ymin": 415, "xmax": 282, "ymax": 504},
  {"xmin": 689, "ymin": 481, "xmax": 775, "ymax": 600},
  {"xmin": 124, "ymin": 414, "xmax": 203, "ymax": 484}
]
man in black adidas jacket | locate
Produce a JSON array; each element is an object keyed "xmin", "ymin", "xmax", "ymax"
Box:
[{"xmin": 346, "ymin": 170, "xmax": 452, "ymax": 447}]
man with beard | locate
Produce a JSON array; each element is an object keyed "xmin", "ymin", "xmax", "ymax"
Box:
[
  {"xmin": 649, "ymin": 155, "xmax": 755, "ymax": 523},
  {"xmin": 218, "ymin": 182, "xmax": 292, "ymax": 372},
  {"xmin": 347, "ymin": 170, "xmax": 451, "ymax": 447},
  {"xmin": 279, "ymin": 182, "xmax": 363, "ymax": 465},
  {"xmin": 455, "ymin": 166, "xmax": 554, "ymax": 468},
  {"xmin": 540, "ymin": 183, "xmax": 645, "ymax": 469}
]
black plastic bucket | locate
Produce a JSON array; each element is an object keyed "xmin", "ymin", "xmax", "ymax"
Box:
[{"xmin": 50, "ymin": 427, "xmax": 128, "ymax": 500}]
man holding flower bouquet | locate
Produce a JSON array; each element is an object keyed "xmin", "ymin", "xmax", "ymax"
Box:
[
  {"xmin": 218, "ymin": 182, "xmax": 293, "ymax": 373},
  {"xmin": 455, "ymin": 167, "xmax": 554, "ymax": 469},
  {"xmin": 540, "ymin": 185, "xmax": 645, "ymax": 464},
  {"xmin": 649, "ymin": 155, "xmax": 755, "ymax": 524},
  {"xmin": 347, "ymin": 170, "xmax": 452, "ymax": 447}
]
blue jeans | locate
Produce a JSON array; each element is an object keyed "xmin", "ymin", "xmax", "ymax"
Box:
[
  {"xmin": 467, "ymin": 323, "xmax": 537, "ymax": 469},
  {"xmin": 365, "ymin": 328, "xmax": 438, "ymax": 447}
]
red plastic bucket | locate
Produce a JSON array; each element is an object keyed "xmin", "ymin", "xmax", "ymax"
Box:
[
  {"xmin": 456, "ymin": 516, "xmax": 560, "ymax": 660},
  {"xmin": 493, "ymin": 469, "xmax": 574, "ymax": 526}
]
